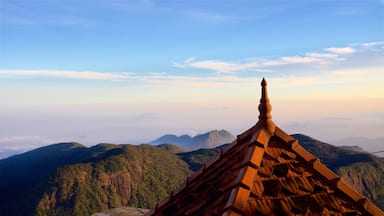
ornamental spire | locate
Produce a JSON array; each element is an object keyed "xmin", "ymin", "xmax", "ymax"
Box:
[{"xmin": 258, "ymin": 78, "xmax": 275, "ymax": 132}]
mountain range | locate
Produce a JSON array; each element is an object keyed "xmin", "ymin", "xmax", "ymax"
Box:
[
  {"xmin": 0, "ymin": 132, "xmax": 383, "ymax": 215},
  {"xmin": 150, "ymin": 129, "xmax": 235, "ymax": 151}
]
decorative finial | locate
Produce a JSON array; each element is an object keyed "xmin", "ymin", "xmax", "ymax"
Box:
[{"xmin": 258, "ymin": 78, "xmax": 275, "ymax": 132}]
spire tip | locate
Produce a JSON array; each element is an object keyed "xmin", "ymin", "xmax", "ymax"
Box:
[
  {"xmin": 258, "ymin": 78, "xmax": 275, "ymax": 132},
  {"xmin": 261, "ymin": 78, "xmax": 267, "ymax": 86}
]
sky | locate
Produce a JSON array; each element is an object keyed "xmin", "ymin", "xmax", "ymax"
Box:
[{"xmin": 0, "ymin": 0, "xmax": 383, "ymax": 156}]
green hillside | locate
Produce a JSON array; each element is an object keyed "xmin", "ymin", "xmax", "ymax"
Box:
[
  {"xmin": 0, "ymin": 142, "xmax": 87, "ymax": 185},
  {"xmin": 0, "ymin": 142, "xmax": 91, "ymax": 216},
  {"xmin": 0, "ymin": 143, "xmax": 190, "ymax": 216},
  {"xmin": 35, "ymin": 144, "xmax": 191, "ymax": 216}
]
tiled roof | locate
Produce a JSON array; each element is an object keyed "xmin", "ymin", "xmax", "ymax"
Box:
[{"xmin": 146, "ymin": 79, "xmax": 384, "ymax": 216}]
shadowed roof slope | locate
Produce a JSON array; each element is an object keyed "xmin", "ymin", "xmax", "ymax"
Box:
[{"xmin": 146, "ymin": 79, "xmax": 383, "ymax": 216}]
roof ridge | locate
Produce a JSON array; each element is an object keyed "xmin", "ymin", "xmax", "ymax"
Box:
[{"xmin": 223, "ymin": 128, "xmax": 270, "ymax": 215}]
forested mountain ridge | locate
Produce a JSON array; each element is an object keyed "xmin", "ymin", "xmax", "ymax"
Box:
[{"xmin": 35, "ymin": 144, "xmax": 190, "ymax": 216}]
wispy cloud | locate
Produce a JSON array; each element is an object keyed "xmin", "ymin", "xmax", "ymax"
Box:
[
  {"xmin": 1, "ymin": 42, "xmax": 382, "ymax": 85},
  {"xmin": 173, "ymin": 60, "xmax": 249, "ymax": 73},
  {"xmin": 0, "ymin": 70, "xmax": 133, "ymax": 81},
  {"xmin": 173, "ymin": 52, "xmax": 340, "ymax": 73},
  {"xmin": 1, "ymin": 41, "xmax": 383, "ymax": 104},
  {"xmin": 172, "ymin": 42, "xmax": 383, "ymax": 74},
  {"xmin": 325, "ymin": 47, "xmax": 355, "ymax": 55},
  {"xmin": 362, "ymin": 41, "xmax": 384, "ymax": 47}
]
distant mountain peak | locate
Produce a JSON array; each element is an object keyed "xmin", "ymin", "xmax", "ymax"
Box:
[{"xmin": 150, "ymin": 129, "xmax": 235, "ymax": 151}]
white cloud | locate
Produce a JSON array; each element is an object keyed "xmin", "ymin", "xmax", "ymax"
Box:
[
  {"xmin": 0, "ymin": 70, "xmax": 133, "ymax": 81},
  {"xmin": 306, "ymin": 52, "xmax": 339, "ymax": 59},
  {"xmin": 173, "ymin": 52, "xmax": 339, "ymax": 73},
  {"xmin": 1, "ymin": 41, "xmax": 383, "ymax": 105},
  {"xmin": 2, "ymin": 41, "xmax": 381, "ymax": 83},
  {"xmin": 186, "ymin": 60, "xmax": 238, "ymax": 73},
  {"xmin": 362, "ymin": 41, "xmax": 384, "ymax": 47},
  {"xmin": 173, "ymin": 59, "xmax": 259, "ymax": 73},
  {"xmin": 173, "ymin": 41, "xmax": 382, "ymax": 74},
  {"xmin": 325, "ymin": 47, "xmax": 355, "ymax": 55},
  {"xmin": 280, "ymin": 56, "xmax": 319, "ymax": 64}
]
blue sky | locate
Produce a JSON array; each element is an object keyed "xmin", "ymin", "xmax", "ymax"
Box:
[
  {"xmin": 1, "ymin": 0, "xmax": 383, "ymax": 72},
  {"xmin": 0, "ymin": 0, "xmax": 383, "ymax": 156}
]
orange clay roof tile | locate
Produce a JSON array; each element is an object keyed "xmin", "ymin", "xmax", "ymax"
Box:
[
  {"xmin": 235, "ymin": 166, "xmax": 257, "ymax": 189},
  {"xmin": 242, "ymin": 145, "xmax": 264, "ymax": 168},
  {"xmin": 146, "ymin": 79, "xmax": 383, "ymax": 216}
]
